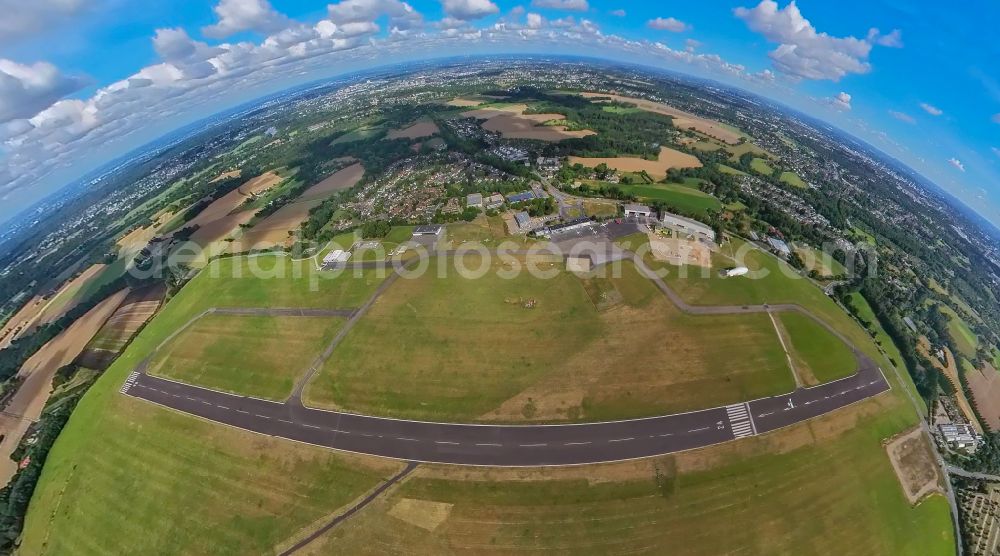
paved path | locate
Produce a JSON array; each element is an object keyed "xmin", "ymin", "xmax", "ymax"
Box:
[{"xmin": 122, "ymin": 246, "xmax": 891, "ymax": 466}]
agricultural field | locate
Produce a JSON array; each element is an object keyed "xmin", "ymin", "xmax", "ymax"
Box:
[
  {"xmin": 386, "ymin": 119, "xmax": 440, "ymax": 140},
  {"xmin": 305, "ymin": 257, "xmax": 793, "ymax": 422},
  {"xmin": 235, "ymin": 163, "xmax": 365, "ymax": 250},
  {"xmin": 315, "ymin": 398, "xmax": 950, "ymax": 555},
  {"xmin": 461, "ymin": 104, "xmax": 595, "ymax": 141},
  {"xmin": 569, "ymin": 146, "xmax": 702, "ymax": 180},
  {"xmin": 612, "ymin": 181, "xmax": 722, "ymax": 216},
  {"xmin": 965, "ymin": 360, "xmax": 1000, "ymax": 431},
  {"xmin": 777, "ymin": 311, "xmax": 857, "ymax": 384},
  {"xmin": 149, "ymin": 313, "xmax": 346, "ymax": 400},
  {"xmin": 78, "ymin": 284, "xmax": 165, "ymax": 369},
  {"xmin": 0, "ymin": 289, "xmax": 128, "ymax": 486}
]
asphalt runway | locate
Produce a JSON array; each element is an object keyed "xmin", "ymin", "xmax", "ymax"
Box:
[{"xmin": 121, "ymin": 245, "xmax": 892, "ymax": 467}]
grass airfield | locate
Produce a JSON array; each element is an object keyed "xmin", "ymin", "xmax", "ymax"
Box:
[{"xmin": 22, "ymin": 241, "xmax": 954, "ymax": 554}]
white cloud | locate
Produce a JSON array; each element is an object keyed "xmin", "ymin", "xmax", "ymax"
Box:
[
  {"xmin": 441, "ymin": 0, "xmax": 499, "ymax": 20},
  {"xmin": 647, "ymin": 17, "xmax": 689, "ymax": 32},
  {"xmin": 868, "ymin": 28, "xmax": 903, "ymax": 48},
  {"xmin": 0, "ymin": 0, "xmax": 84, "ymax": 45},
  {"xmin": 526, "ymin": 13, "xmax": 544, "ymax": 29},
  {"xmin": 531, "ymin": 0, "xmax": 589, "ymax": 11},
  {"xmin": 888, "ymin": 110, "xmax": 915, "ymax": 124},
  {"xmin": 609, "ymin": 9, "xmax": 625, "ymax": 17},
  {"xmin": 919, "ymin": 102, "xmax": 942, "ymax": 116},
  {"xmin": 202, "ymin": 0, "xmax": 291, "ymax": 38},
  {"xmin": 734, "ymin": 0, "xmax": 878, "ymax": 81},
  {"xmin": 948, "ymin": 158, "xmax": 965, "ymax": 172},
  {"xmin": 0, "ymin": 59, "xmax": 87, "ymax": 122},
  {"xmin": 327, "ymin": 0, "xmax": 423, "ymax": 30},
  {"xmin": 829, "ymin": 91, "xmax": 851, "ymax": 111},
  {"xmin": 684, "ymin": 38, "xmax": 701, "ymax": 52}
]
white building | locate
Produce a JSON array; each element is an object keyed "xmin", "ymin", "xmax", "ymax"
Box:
[
  {"xmin": 939, "ymin": 423, "xmax": 981, "ymax": 451},
  {"xmin": 467, "ymin": 193, "xmax": 483, "ymax": 208},
  {"xmin": 661, "ymin": 212, "xmax": 716, "ymax": 242},
  {"xmin": 322, "ymin": 249, "xmax": 351, "ymax": 264},
  {"xmin": 767, "ymin": 237, "xmax": 792, "ymax": 258},
  {"xmin": 624, "ymin": 204, "xmax": 653, "ymax": 218}
]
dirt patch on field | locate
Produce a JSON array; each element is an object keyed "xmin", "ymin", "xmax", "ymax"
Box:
[
  {"xmin": 386, "ymin": 120, "xmax": 439, "ymax": 140},
  {"xmin": 462, "ymin": 104, "xmax": 595, "ymax": 141},
  {"xmin": 917, "ymin": 336, "xmax": 983, "ymax": 433},
  {"xmin": 446, "ymin": 97, "xmax": 485, "ymax": 107},
  {"xmin": 0, "ymin": 289, "xmax": 128, "ymax": 485},
  {"xmin": 234, "ymin": 163, "xmax": 365, "ymax": 250},
  {"xmin": 885, "ymin": 426, "xmax": 944, "ymax": 505},
  {"xmin": 388, "ymin": 498, "xmax": 453, "ymax": 531},
  {"xmin": 646, "ymin": 233, "xmax": 711, "ymax": 267},
  {"xmin": 580, "ymin": 92, "xmax": 743, "ymax": 144},
  {"xmin": 186, "ymin": 171, "xmax": 284, "ymax": 247},
  {"xmin": 209, "ymin": 170, "xmax": 241, "ymax": 183},
  {"xmin": 569, "ymin": 146, "xmax": 702, "ymax": 179},
  {"xmin": 299, "ymin": 163, "xmax": 364, "ymax": 203},
  {"xmin": 967, "ymin": 362, "xmax": 1000, "ymax": 431},
  {"xmin": 0, "ymin": 296, "xmax": 44, "ymax": 349}
]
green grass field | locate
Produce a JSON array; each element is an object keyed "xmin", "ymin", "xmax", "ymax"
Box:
[
  {"xmin": 655, "ymin": 240, "xmax": 899, "ymax": 383},
  {"xmin": 305, "ymin": 257, "xmax": 792, "ymax": 422},
  {"xmin": 780, "ymin": 171, "xmax": 807, "ymax": 188},
  {"xmin": 793, "ymin": 244, "xmax": 848, "ymax": 277},
  {"xmin": 938, "ymin": 304, "xmax": 979, "ymax": 358},
  {"xmin": 845, "ymin": 292, "xmax": 926, "ymax": 416},
  {"xmin": 149, "ymin": 314, "xmax": 345, "ymax": 400},
  {"xmin": 778, "ymin": 311, "xmax": 856, "ymax": 384},
  {"xmin": 612, "ymin": 182, "xmax": 722, "ymax": 216},
  {"xmin": 583, "ymin": 199, "xmax": 619, "ymax": 218},
  {"xmin": 725, "ymin": 141, "xmax": 770, "ymax": 162},
  {"xmin": 20, "ymin": 256, "xmax": 402, "ymax": 553},
  {"xmin": 317, "ymin": 405, "xmax": 951, "ymax": 555},
  {"xmin": 750, "ymin": 157, "xmax": 775, "ymax": 176},
  {"xmin": 717, "ymin": 163, "xmax": 747, "ymax": 176}
]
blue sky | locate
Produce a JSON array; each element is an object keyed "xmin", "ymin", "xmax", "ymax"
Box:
[{"xmin": 1, "ymin": 0, "xmax": 998, "ymax": 227}]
